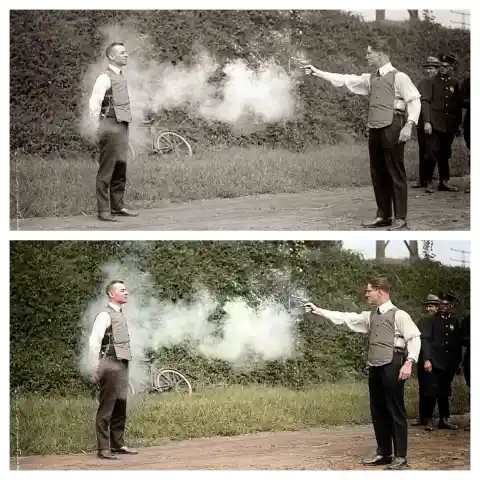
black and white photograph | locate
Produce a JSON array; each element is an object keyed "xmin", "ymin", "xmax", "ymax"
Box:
[
  {"xmin": 9, "ymin": 240, "xmax": 471, "ymax": 470},
  {"xmin": 9, "ymin": 9, "xmax": 470, "ymax": 231}
]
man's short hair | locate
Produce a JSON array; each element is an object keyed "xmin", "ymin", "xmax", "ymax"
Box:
[
  {"xmin": 369, "ymin": 38, "xmax": 395, "ymax": 56},
  {"xmin": 106, "ymin": 280, "xmax": 124, "ymax": 295},
  {"xmin": 368, "ymin": 277, "xmax": 390, "ymax": 293},
  {"xmin": 106, "ymin": 42, "xmax": 124, "ymax": 59}
]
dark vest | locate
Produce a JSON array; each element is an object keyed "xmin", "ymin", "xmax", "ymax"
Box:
[
  {"xmin": 367, "ymin": 307, "xmax": 399, "ymax": 366},
  {"xmin": 367, "ymin": 70, "xmax": 397, "ymax": 129},
  {"xmin": 100, "ymin": 305, "xmax": 132, "ymax": 361},
  {"xmin": 100, "ymin": 68, "xmax": 132, "ymax": 123}
]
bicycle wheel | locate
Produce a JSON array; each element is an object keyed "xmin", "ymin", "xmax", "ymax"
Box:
[
  {"xmin": 153, "ymin": 131, "xmax": 193, "ymax": 156},
  {"xmin": 154, "ymin": 369, "xmax": 193, "ymax": 395}
]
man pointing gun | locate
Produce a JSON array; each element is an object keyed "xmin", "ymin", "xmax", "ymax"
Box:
[
  {"xmin": 302, "ymin": 39, "xmax": 421, "ymax": 231},
  {"xmin": 304, "ymin": 277, "xmax": 420, "ymax": 470}
]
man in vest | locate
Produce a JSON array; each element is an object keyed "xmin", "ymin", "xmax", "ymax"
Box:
[
  {"xmin": 420, "ymin": 292, "xmax": 463, "ymax": 431},
  {"xmin": 89, "ymin": 280, "xmax": 138, "ymax": 459},
  {"xmin": 89, "ymin": 42, "xmax": 138, "ymax": 222},
  {"xmin": 421, "ymin": 53, "xmax": 462, "ymax": 193},
  {"xmin": 304, "ymin": 277, "xmax": 420, "ymax": 470},
  {"xmin": 412, "ymin": 57, "xmax": 440, "ymax": 193},
  {"xmin": 412, "ymin": 294, "xmax": 441, "ymax": 427},
  {"xmin": 302, "ymin": 39, "xmax": 421, "ymax": 231}
]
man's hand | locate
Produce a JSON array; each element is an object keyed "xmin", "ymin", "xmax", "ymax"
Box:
[
  {"xmin": 301, "ymin": 64, "xmax": 316, "ymax": 76},
  {"xmin": 304, "ymin": 302, "xmax": 319, "ymax": 315},
  {"xmin": 424, "ymin": 121, "xmax": 432, "ymax": 135},
  {"xmin": 424, "ymin": 360, "xmax": 432, "ymax": 372},
  {"xmin": 399, "ymin": 360, "xmax": 413, "ymax": 380},
  {"xmin": 399, "ymin": 123, "xmax": 413, "ymax": 143}
]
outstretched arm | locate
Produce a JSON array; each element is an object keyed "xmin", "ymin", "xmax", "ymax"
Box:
[
  {"xmin": 304, "ymin": 302, "xmax": 370, "ymax": 333},
  {"xmin": 304, "ymin": 65, "xmax": 371, "ymax": 96}
]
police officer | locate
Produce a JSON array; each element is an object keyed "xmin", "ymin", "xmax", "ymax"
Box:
[
  {"xmin": 460, "ymin": 74, "xmax": 470, "ymax": 193},
  {"xmin": 412, "ymin": 294, "xmax": 441, "ymax": 427},
  {"xmin": 461, "ymin": 311, "xmax": 470, "ymax": 431},
  {"xmin": 420, "ymin": 292, "xmax": 463, "ymax": 431},
  {"xmin": 421, "ymin": 53, "xmax": 463, "ymax": 192},
  {"xmin": 413, "ymin": 57, "xmax": 440, "ymax": 193}
]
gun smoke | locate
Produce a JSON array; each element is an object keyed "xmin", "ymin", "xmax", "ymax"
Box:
[
  {"xmin": 79, "ymin": 255, "xmax": 305, "ymax": 390},
  {"xmin": 79, "ymin": 22, "xmax": 299, "ymax": 146}
]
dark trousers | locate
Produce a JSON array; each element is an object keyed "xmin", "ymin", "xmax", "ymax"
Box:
[
  {"xmin": 417, "ymin": 125, "xmax": 428, "ymax": 186},
  {"xmin": 96, "ymin": 118, "xmax": 129, "ymax": 214},
  {"xmin": 463, "ymin": 348, "xmax": 470, "ymax": 388},
  {"xmin": 96, "ymin": 357, "xmax": 129, "ymax": 451},
  {"xmin": 368, "ymin": 352, "xmax": 408, "ymax": 458},
  {"xmin": 426, "ymin": 130, "xmax": 455, "ymax": 184},
  {"xmin": 416, "ymin": 364, "xmax": 428, "ymax": 422},
  {"xmin": 423, "ymin": 367, "xmax": 456, "ymax": 419},
  {"xmin": 464, "ymin": 114, "xmax": 470, "ymax": 151},
  {"xmin": 368, "ymin": 114, "xmax": 407, "ymax": 220}
]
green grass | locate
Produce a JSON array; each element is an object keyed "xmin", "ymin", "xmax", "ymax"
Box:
[
  {"xmin": 10, "ymin": 378, "xmax": 469, "ymax": 457},
  {"xmin": 10, "ymin": 140, "xmax": 469, "ymax": 219}
]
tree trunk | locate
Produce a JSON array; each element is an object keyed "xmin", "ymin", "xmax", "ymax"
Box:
[{"xmin": 375, "ymin": 10, "xmax": 385, "ymax": 21}]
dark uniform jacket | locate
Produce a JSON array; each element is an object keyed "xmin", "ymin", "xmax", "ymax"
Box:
[
  {"xmin": 417, "ymin": 77, "xmax": 431, "ymax": 129},
  {"xmin": 420, "ymin": 312, "xmax": 463, "ymax": 371},
  {"xmin": 420, "ymin": 74, "xmax": 463, "ymax": 134}
]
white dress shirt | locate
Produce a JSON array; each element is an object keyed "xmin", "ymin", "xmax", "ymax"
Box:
[
  {"xmin": 315, "ymin": 300, "xmax": 421, "ymax": 362},
  {"xmin": 88, "ymin": 64, "xmax": 122, "ymax": 128},
  {"xmin": 89, "ymin": 302, "xmax": 121, "ymax": 369},
  {"xmin": 312, "ymin": 62, "xmax": 421, "ymax": 125}
]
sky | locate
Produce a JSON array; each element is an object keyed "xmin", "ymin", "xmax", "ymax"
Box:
[
  {"xmin": 341, "ymin": 240, "xmax": 471, "ymax": 267},
  {"xmin": 349, "ymin": 9, "xmax": 471, "ymax": 29}
]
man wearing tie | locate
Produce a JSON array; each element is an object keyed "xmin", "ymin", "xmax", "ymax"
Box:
[
  {"xmin": 304, "ymin": 277, "xmax": 420, "ymax": 470},
  {"xmin": 302, "ymin": 39, "xmax": 421, "ymax": 231},
  {"xmin": 89, "ymin": 42, "xmax": 138, "ymax": 222},
  {"xmin": 89, "ymin": 280, "xmax": 138, "ymax": 459}
]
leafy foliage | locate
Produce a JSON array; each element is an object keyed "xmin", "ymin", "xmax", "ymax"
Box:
[
  {"xmin": 10, "ymin": 241, "xmax": 470, "ymax": 394},
  {"xmin": 10, "ymin": 10, "xmax": 470, "ymax": 154}
]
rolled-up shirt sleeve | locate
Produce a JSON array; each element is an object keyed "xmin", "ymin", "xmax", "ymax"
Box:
[
  {"xmin": 315, "ymin": 308, "xmax": 371, "ymax": 334},
  {"xmin": 395, "ymin": 310, "xmax": 421, "ymax": 362},
  {"xmin": 89, "ymin": 73, "xmax": 111, "ymax": 127},
  {"xmin": 396, "ymin": 73, "xmax": 421, "ymax": 124},
  {"xmin": 312, "ymin": 69, "xmax": 371, "ymax": 96},
  {"xmin": 88, "ymin": 312, "xmax": 111, "ymax": 370}
]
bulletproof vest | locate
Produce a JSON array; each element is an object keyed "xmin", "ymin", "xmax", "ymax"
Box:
[
  {"xmin": 367, "ymin": 307, "xmax": 398, "ymax": 366},
  {"xmin": 100, "ymin": 68, "xmax": 132, "ymax": 123},
  {"xmin": 367, "ymin": 70, "xmax": 397, "ymax": 129},
  {"xmin": 100, "ymin": 304, "xmax": 132, "ymax": 361}
]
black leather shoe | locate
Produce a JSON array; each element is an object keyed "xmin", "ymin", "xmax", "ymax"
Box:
[
  {"xmin": 439, "ymin": 418, "xmax": 458, "ymax": 430},
  {"xmin": 386, "ymin": 457, "xmax": 408, "ymax": 470},
  {"xmin": 438, "ymin": 182, "xmax": 459, "ymax": 192},
  {"xmin": 361, "ymin": 217, "xmax": 392, "ymax": 228},
  {"xmin": 98, "ymin": 449, "xmax": 119, "ymax": 460},
  {"xmin": 111, "ymin": 208, "xmax": 138, "ymax": 217},
  {"xmin": 361, "ymin": 454, "xmax": 392, "ymax": 466},
  {"xmin": 387, "ymin": 219, "xmax": 407, "ymax": 231},
  {"xmin": 111, "ymin": 446, "xmax": 138, "ymax": 455},
  {"xmin": 98, "ymin": 213, "xmax": 118, "ymax": 222}
]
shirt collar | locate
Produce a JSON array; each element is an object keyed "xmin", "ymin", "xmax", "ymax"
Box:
[
  {"xmin": 378, "ymin": 62, "xmax": 394, "ymax": 76},
  {"xmin": 377, "ymin": 300, "xmax": 394, "ymax": 314},
  {"xmin": 108, "ymin": 64, "xmax": 122, "ymax": 75},
  {"xmin": 108, "ymin": 302, "xmax": 122, "ymax": 312}
]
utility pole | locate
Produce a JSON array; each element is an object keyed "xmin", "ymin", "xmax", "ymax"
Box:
[
  {"xmin": 450, "ymin": 10, "xmax": 470, "ymax": 29},
  {"xmin": 450, "ymin": 248, "xmax": 470, "ymax": 267}
]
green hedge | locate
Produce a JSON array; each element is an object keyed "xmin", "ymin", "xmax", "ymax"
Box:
[
  {"xmin": 10, "ymin": 10, "xmax": 470, "ymax": 154},
  {"xmin": 10, "ymin": 241, "xmax": 470, "ymax": 395}
]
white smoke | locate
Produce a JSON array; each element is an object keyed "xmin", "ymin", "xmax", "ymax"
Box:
[
  {"xmin": 79, "ymin": 22, "xmax": 299, "ymax": 144},
  {"xmin": 78, "ymin": 247, "xmax": 304, "ymax": 392}
]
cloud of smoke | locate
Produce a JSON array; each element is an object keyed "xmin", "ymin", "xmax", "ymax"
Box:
[
  {"xmin": 79, "ymin": 22, "xmax": 299, "ymax": 149},
  {"xmin": 78, "ymin": 243, "xmax": 305, "ymax": 393}
]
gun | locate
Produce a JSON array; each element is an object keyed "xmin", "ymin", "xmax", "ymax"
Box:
[{"xmin": 290, "ymin": 294, "xmax": 310, "ymax": 307}]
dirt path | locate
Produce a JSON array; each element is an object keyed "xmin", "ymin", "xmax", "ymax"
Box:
[
  {"xmin": 10, "ymin": 180, "xmax": 470, "ymax": 231},
  {"xmin": 11, "ymin": 418, "xmax": 470, "ymax": 470}
]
